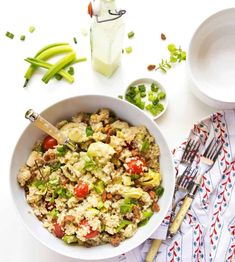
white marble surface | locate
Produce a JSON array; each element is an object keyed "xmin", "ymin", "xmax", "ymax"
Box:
[{"xmin": 0, "ymin": 0, "xmax": 234, "ymax": 261}]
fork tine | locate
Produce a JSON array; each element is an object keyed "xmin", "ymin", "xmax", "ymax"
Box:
[
  {"xmin": 189, "ymin": 141, "xmax": 200, "ymax": 163},
  {"xmin": 203, "ymin": 137, "xmax": 216, "ymax": 158},
  {"xmin": 212, "ymin": 142, "xmax": 223, "ymax": 161},
  {"xmin": 182, "ymin": 139, "xmax": 192, "ymax": 161}
]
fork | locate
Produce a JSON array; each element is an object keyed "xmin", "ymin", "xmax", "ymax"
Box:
[
  {"xmin": 168, "ymin": 138, "xmax": 223, "ymax": 237},
  {"xmin": 145, "ymin": 139, "xmax": 200, "ymax": 262}
]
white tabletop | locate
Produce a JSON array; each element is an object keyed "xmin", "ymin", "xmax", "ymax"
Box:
[{"xmin": 0, "ymin": 0, "xmax": 234, "ymax": 261}]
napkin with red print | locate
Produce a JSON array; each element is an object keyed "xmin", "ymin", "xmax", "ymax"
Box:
[{"xmin": 115, "ymin": 110, "xmax": 235, "ymax": 262}]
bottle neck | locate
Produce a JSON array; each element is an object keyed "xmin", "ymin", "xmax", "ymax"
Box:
[{"xmin": 99, "ymin": 0, "xmax": 116, "ymax": 19}]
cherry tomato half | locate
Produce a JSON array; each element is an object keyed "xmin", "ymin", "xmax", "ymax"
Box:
[
  {"xmin": 42, "ymin": 136, "xmax": 58, "ymax": 151},
  {"xmin": 80, "ymin": 220, "xmax": 99, "ymax": 239},
  {"xmin": 74, "ymin": 182, "xmax": 89, "ymax": 198},
  {"xmin": 126, "ymin": 156, "xmax": 146, "ymax": 174},
  {"xmin": 53, "ymin": 221, "xmax": 65, "ymax": 238}
]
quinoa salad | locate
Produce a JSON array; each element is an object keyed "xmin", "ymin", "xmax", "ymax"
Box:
[{"xmin": 17, "ymin": 109, "xmax": 164, "ymax": 247}]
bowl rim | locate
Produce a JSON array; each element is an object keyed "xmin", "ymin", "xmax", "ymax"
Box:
[
  {"xmin": 9, "ymin": 94, "xmax": 174, "ymax": 260},
  {"xmin": 187, "ymin": 7, "xmax": 235, "ymax": 108}
]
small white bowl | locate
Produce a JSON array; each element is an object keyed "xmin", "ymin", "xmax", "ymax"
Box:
[
  {"xmin": 10, "ymin": 95, "xmax": 174, "ymax": 261},
  {"xmin": 125, "ymin": 78, "xmax": 168, "ymax": 120},
  {"xmin": 188, "ymin": 8, "xmax": 235, "ymax": 109}
]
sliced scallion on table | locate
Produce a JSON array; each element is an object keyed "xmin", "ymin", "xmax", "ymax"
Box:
[{"xmin": 6, "ymin": 31, "xmax": 14, "ymax": 39}]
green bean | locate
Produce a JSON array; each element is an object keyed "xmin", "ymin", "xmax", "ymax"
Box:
[
  {"xmin": 42, "ymin": 52, "xmax": 76, "ymax": 84},
  {"xmin": 25, "ymin": 58, "xmax": 74, "ymax": 83}
]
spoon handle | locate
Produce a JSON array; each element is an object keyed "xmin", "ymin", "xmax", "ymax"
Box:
[{"xmin": 25, "ymin": 109, "xmax": 77, "ymax": 151}]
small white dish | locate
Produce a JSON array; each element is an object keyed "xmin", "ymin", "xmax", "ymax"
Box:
[
  {"xmin": 125, "ymin": 78, "xmax": 168, "ymax": 120},
  {"xmin": 188, "ymin": 8, "xmax": 235, "ymax": 109}
]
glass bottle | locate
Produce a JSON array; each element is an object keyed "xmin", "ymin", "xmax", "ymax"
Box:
[{"xmin": 88, "ymin": 0, "xmax": 125, "ymax": 77}]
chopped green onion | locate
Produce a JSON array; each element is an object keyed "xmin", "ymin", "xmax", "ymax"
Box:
[
  {"xmin": 6, "ymin": 31, "xmax": 14, "ymax": 39},
  {"xmin": 158, "ymin": 91, "xmax": 166, "ymax": 100},
  {"xmin": 56, "ymin": 145, "xmax": 68, "ymax": 156},
  {"xmin": 29, "ymin": 26, "xmax": 35, "ymax": 33},
  {"xmin": 55, "ymin": 74, "xmax": 63, "ymax": 81},
  {"xmin": 20, "ymin": 35, "xmax": 26, "ymax": 41},
  {"xmin": 151, "ymin": 82, "xmax": 159, "ymax": 92},
  {"xmin": 141, "ymin": 140, "xmax": 150, "ymax": 151},
  {"xmin": 138, "ymin": 85, "xmax": 146, "ymax": 92},
  {"xmin": 73, "ymin": 37, "xmax": 77, "ymax": 44},
  {"xmin": 68, "ymin": 67, "xmax": 74, "ymax": 76},
  {"xmin": 50, "ymin": 208, "xmax": 59, "ymax": 219},
  {"xmin": 116, "ymin": 220, "xmax": 132, "ymax": 232},
  {"xmin": 128, "ymin": 31, "xmax": 135, "ymax": 38},
  {"xmin": 118, "ymin": 95, "xmax": 123, "ymax": 99},
  {"xmin": 125, "ymin": 47, "xmax": 133, "ymax": 54},
  {"xmin": 86, "ymin": 126, "xmax": 94, "ymax": 137}
]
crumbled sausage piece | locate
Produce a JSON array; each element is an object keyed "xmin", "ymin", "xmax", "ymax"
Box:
[
  {"xmin": 143, "ymin": 185, "xmax": 154, "ymax": 191},
  {"xmin": 132, "ymin": 205, "xmax": 140, "ymax": 220},
  {"xmin": 152, "ymin": 202, "xmax": 160, "ymax": 212},
  {"xmin": 64, "ymin": 215, "xmax": 75, "ymax": 222},
  {"xmin": 102, "ymin": 191, "xmax": 107, "ymax": 202},
  {"xmin": 114, "ymin": 194, "xmax": 122, "ymax": 200},
  {"xmin": 110, "ymin": 234, "xmax": 121, "ymax": 247},
  {"xmin": 149, "ymin": 190, "xmax": 156, "ymax": 199},
  {"xmin": 106, "ymin": 193, "xmax": 113, "ymax": 200}
]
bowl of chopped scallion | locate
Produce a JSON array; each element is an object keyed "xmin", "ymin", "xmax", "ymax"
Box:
[{"xmin": 123, "ymin": 78, "xmax": 168, "ymax": 119}]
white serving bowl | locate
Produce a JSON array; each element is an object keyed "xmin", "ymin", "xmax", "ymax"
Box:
[
  {"xmin": 10, "ymin": 95, "xmax": 174, "ymax": 261},
  {"xmin": 187, "ymin": 8, "xmax": 235, "ymax": 109}
]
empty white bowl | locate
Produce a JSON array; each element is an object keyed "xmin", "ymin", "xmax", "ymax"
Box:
[
  {"xmin": 10, "ymin": 95, "xmax": 174, "ymax": 260},
  {"xmin": 188, "ymin": 8, "xmax": 235, "ymax": 109}
]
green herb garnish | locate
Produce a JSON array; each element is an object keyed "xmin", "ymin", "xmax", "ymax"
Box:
[
  {"xmin": 86, "ymin": 126, "xmax": 94, "ymax": 137},
  {"xmin": 68, "ymin": 67, "xmax": 74, "ymax": 75}
]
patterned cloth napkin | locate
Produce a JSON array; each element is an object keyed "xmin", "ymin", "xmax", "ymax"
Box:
[{"xmin": 113, "ymin": 110, "xmax": 235, "ymax": 262}]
